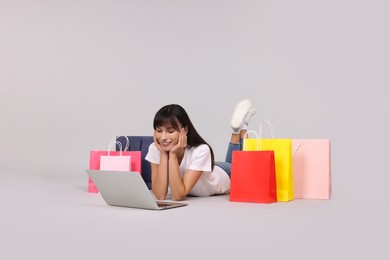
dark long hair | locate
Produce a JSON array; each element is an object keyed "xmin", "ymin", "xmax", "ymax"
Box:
[{"xmin": 153, "ymin": 104, "xmax": 215, "ymax": 170}]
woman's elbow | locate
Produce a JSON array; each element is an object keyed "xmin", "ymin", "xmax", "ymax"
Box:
[
  {"xmin": 156, "ymin": 195, "xmax": 166, "ymax": 200},
  {"xmin": 172, "ymin": 193, "xmax": 187, "ymax": 201},
  {"xmin": 152, "ymin": 190, "xmax": 167, "ymax": 200}
]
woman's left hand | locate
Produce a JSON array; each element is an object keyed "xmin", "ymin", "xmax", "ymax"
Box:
[{"xmin": 170, "ymin": 128, "xmax": 187, "ymax": 156}]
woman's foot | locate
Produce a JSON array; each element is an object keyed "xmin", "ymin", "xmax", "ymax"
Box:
[{"xmin": 230, "ymin": 99, "xmax": 256, "ymax": 134}]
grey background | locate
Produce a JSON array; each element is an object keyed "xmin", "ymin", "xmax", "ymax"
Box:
[{"xmin": 1, "ymin": 0, "xmax": 389, "ymax": 259}]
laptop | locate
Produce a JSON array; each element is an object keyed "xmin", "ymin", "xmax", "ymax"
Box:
[{"xmin": 86, "ymin": 169, "xmax": 188, "ymax": 210}]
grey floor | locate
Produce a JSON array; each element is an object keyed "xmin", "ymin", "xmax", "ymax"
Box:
[{"xmin": 1, "ymin": 170, "xmax": 387, "ymax": 260}]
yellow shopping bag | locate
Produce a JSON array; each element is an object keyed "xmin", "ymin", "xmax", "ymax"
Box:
[{"xmin": 243, "ymin": 121, "xmax": 293, "ymax": 202}]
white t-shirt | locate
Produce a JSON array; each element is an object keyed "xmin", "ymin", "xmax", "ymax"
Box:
[{"xmin": 145, "ymin": 143, "xmax": 230, "ymax": 197}]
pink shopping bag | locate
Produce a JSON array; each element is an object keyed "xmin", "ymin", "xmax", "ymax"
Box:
[
  {"xmin": 292, "ymin": 139, "xmax": 331, "ymax": 199},
  {"xmin": 100, "ymin": 140, "xmax": 132, "ymax": 171}
]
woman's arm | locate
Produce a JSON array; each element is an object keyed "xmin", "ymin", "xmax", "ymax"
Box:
[
  {"xmin": 151, "ymin": 152, "xmax": 202, "ymax": 201},
  {"xmin": 168, "ymin": 128, "xmax": 203, "ymax": 201},
  {"xmin": 151, "ymin": 138, "xmax": 169, "ymax": 200},
  {"xmin": 168, "ymin": 154, "xmax": 203, "ymax": 201}
]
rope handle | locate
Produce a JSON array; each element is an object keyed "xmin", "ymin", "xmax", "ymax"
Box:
[
  {"xmin": 243, "ymin": 130, "xmax": 262, "ymax": 151},
  {"xmin": 259, "ymin": 120, "xmax": 275, "ymax": 139},
  {"xmin": 116, "ymin": 135, "xmax": 130, "ymax": 151},
  {"xmin": 107, "ymin": 136, "xmax": 130, "ymax": 156},
  {"xmin": 292, "ymin": 142, "xmax": 303, "ymax": 157},
  {"xmin": 107, "ymin": 141, "xmax": 123, "ymax": 156}
]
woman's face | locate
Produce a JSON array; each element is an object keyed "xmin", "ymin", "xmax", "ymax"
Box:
[{"xmin": 154, "ymin": 123, "xmax": 181, "ymax": 152}]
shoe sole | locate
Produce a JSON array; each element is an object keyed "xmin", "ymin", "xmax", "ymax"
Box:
[{"xmin": 230, "ymin": 99, "xmax": 252, "ymax": 129}]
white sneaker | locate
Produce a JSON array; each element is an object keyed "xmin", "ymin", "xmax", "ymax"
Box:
[
  {"xmin": 244, "ymin": 108, "xmax": 257, "ymax": 125},
  {"xmin": 230, "ymin": 99, "xmax": 256, "ymax": 133}
]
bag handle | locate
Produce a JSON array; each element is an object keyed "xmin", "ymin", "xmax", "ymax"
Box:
[
  {"xmin": 259, "ymin": 120, "xmax": 275, "ymax": 139},
  {"xmin": 107, "ymin": 135, "xmax": 130, "ymax": 156},
  {"xmin": 243, "ymin": 130, "xmax": 262, "ymax": 151},
  {"xmin": 292, "ymin": 142, "xmax": 303, "ymax": 157},
  {"xmin": 107, "ymin": 140, "xmax": 123, "ymax": 156},
  {"xmin": 115, "ymin": 135, "xmax": 130, "ymax": 151}
]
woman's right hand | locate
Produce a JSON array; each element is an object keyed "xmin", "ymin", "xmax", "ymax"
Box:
[{"xmin": 153, "ymin": 134, "xmax": 166, "ymax": 154}]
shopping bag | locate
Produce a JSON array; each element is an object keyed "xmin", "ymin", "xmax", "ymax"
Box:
[
  {"xmin": 116, "ymin": 136, "xmax": 154, "ymax": 189},
  {"xmin": 230, "ymin": 131, "xmax": 277, "ymax": 203},
  {"xmin": 88, "ymin": 136, "xmax": 142, "ymax": 193},
  {"xmin": 100, "ymin": 137, "xmax": 131, "ymax": 171},
  {"xmin": 292, "ymin": 139, "xmax": 331, "ymax": 199},
  {"xmin": 243, "ymin": 121, "xmax": 294, "ymax": 202}
]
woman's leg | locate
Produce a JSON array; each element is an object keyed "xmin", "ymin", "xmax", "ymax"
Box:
[
  {"xmin": 225, "ymin": 99, "xmax": 256, "ymax": 162},
  {"xmin": 216, "ymin": 99, "xmax": 257, "ymax": 177},
  {"xmin": 225, "ymin": 129, "xmax": 247, "ymax": 163},
  {"xmin": 216, "ymin": 130, "xmax": 247, "ymax": 178},
  {"xmin": 214, "ymin": 161, "xmax": 232, "ymax": 178}
]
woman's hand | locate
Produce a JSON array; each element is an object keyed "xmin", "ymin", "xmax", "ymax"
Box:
[
  {"xmin": 153, "ymin": 134, "xmax": 166, "ymax": 154},
  {"xmin": 170, "ymin": 128, "xmax": 187, "ymax": 156}
]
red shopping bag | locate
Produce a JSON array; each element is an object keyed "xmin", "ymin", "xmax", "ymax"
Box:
[
  {"xmin": 230, "ymin": 131, "xmax": 277, "ymax": 203},
  {"xmin": 244, "ymin": 121, "xmax": 294, "ymax": 202},
  {"xmin": 230, "ymin": 150, "xmax": 277, "ymax": 203}
]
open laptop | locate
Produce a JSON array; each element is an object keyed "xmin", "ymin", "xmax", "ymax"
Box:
[{"xmin": 86, "ymin": 169, "xmax": 188, "ymax": 210}]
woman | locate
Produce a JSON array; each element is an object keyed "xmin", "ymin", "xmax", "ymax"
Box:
[{"xmin": 145, "ymin": 99, "xmax": 257, "ymax": 201}]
